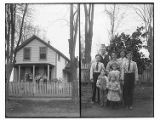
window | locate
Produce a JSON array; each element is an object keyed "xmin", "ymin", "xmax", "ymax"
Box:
[
  {"xmin": 23, "ymin": 47, "xmax": 30, "ymax": 60},
  {"xmin": 40, "ymin": 47, "xmax": 47, "ymax": 60},
  {"xmin": 58, "ymin": 54, "xmax": 60, "ymax": 61}
]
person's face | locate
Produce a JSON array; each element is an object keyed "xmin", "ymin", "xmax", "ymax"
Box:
[
  {"xmin": 111, "ymin": 53, "xmax": 117, "ymax": 60},
  {"xmin": 101, "ymin": 70, "xmax": 105, "ymax": 76},
  {"xmin": 120, "ymin": 51, "xmax": 125, "ymax": 58},
  {"xmin": 101, "ymin": 48, "xmax": 106, "ymax": 55},
  {"xmin": 111, "ymin": 77, "xmax": 116, "ymax": 82},
  {"xmin": 95, "ymin": 56, "xmax": 101, "ymax": 62},
  {"xmin": 112, "ymin": 65, "xmax": 117, "ymax": 70},
  {"xmin": 126, "ymin": 53, "xmax": 132, "ymax": 60}
]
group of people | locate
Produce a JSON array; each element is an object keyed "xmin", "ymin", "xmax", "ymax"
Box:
[
  {"xmin": 24, "ymin": 72, "xmax": 47, "ymax": 82},
  {"xmin": 90, "ymin": 47, "xmax": 139, "ymax": 110}
]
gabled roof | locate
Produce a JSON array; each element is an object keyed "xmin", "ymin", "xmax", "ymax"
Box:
[{"xmin": 16, "ymin": 35, "xmax": 70, "ymax": 61}]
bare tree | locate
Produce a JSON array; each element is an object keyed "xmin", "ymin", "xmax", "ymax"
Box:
[
  {"xmin": 83, "ymin": 4, "xmax": 94, "ymax": 64},
  {"xmin": 134, "ymin": 4, "xmax": 153, "ymax": 82},
  {"xmin": 69, "ymin": 4, "xmax": 79, "ymax": 102},
  {"xmin": 5, "ymin": 3, "xmax": 28, "ymax": 100},
  {"xmin": 104, "ymin": 4, "xmax": 125, "ymax": 44},
  {"xmin": 134, "ymin": 4, "xmax": 153, "ymax": 62}
]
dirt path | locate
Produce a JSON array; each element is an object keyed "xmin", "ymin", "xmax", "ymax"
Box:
[
  {"xmin": 6, "ymin": 100, "xmax": 80, "ymax": 117},
  {"xmin": 81, "ymin": 84, "xmax": 153, "ymax": 117},
  {"xmin": 81, "ymin": 98, "xmax": 153, "ymax": 117}
]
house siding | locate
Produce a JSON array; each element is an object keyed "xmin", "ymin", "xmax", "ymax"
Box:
[
  {"xmin": 16, "ymin": 38, "xmax": 56, "ymax": 66},
  {"xmin": 56, "ymin": 53, "xmax": 68, "ymax": 81}
]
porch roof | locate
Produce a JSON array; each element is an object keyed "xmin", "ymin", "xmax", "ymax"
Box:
[{"xmin": 14, "ymin": 63, "xmax": 54, "ymax": 67}]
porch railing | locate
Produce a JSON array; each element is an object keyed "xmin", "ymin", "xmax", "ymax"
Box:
[{"xmin": 8, "ymin": 81, "xmax": 72, "ymax": 97}]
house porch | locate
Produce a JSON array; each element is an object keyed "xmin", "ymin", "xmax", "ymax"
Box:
[{"xmin": 13, "ymin": 63, "xmax": 56, "ymax": 82}]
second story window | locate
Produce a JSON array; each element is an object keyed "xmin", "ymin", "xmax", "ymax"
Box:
[
  {"xmin": 40, "ymin": 47, "xmax": 47, "ymax": 60},
  {"xmin": 23, "ymin": 47, "xmax": 31, "ymax": 60}
]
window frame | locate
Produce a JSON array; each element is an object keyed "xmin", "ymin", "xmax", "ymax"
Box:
[
  {"xmin": 39, "ymin": 47, "xmax": 47, "ymax": 60},
  {"xmin": 23, "ymin": 47, "xmax": 31, "ymax": 61}
]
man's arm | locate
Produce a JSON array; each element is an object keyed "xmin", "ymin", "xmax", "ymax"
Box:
[
  {"xmin": 90, "ymin": 63, "xmax": 94, "ymax": 82},
  {"xmin": 134, "ymin": 62, "xmax": 139, "ymax": 82},
  {"xmin": 106, "ymin": 62, "xmax": 110, "ymax": 74},
  {"xmin": 120, "ymin": 64, "xmax": 125, "ymax": 83}
]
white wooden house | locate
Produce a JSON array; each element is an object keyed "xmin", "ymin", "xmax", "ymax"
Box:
[{"xmin": 13, "ymin": 35, "xmax": 70, "ymax": 83}]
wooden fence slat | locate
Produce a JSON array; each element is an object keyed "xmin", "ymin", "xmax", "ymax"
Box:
[{"xmin": 8, "ymin": 81, "xmax": 72, "ymax": 98}]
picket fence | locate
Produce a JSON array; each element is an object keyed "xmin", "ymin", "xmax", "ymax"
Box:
[
  {"xmin": 81, "ymin": 63, "xmax": 91, "ymax": 82},
  {"xmin": 8, "ymin": 81, "xmax": 72, "ymax": 97}
]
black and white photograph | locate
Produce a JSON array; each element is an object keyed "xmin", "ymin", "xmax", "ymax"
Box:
[
  {"xmin": 2, "ymin": 0, "xmax": 160, "ymax": 119},
  {"xmin": 5, "ymin": 3, "xmax": 80, "ymax": 117},
  {"xmin": 80, "ymin": 3, "xmax": 154, "ymax": 117}
]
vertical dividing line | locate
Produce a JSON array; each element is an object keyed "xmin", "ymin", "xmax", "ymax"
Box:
[
  {"xmin": 152, "ymin": 3, "xmax": 154, "ymax": 84},
  {"xmin": 79, "ymin": 3, "xmax": 81, "ymax": 118}
]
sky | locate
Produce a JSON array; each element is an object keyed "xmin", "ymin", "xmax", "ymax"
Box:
[
  {"xmin": 29, "ymin": 4, "xmax": 79, "ymax": 59},
  {"xmin": 28, "ymin": 4, "xmax": 149, "ymax": 60},
  {"xmin": 80, "ymin": 4, "xmax": 150, "ymax": 59}
]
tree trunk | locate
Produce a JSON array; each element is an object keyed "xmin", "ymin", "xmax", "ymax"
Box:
[
  {"xmin": 5, "ymin": 4, "xmax": 16, "ymax": 101},
  {"xmin": 84, "ymin": 4, "xmax": 94, "ymax": 64},
  {"xmin": 69, "ymin": 4, "xmax": 79, "ymax": 103},
  {"xmin": 148, "ymin": 25, "xmax": 153, "ymax": 83},
  {"xmin": 14, "ymin": 4, "xmax": 28, "ymax": 62},
  {"xmin": 10, "ymin": 4, "xmax": 16, "ymax": 63},
  {"xmin": 5, "ymin": 3, "xmax": 28, "ymax": 101},
  {"xmin": 5, "ymin": 63, "xmax": 14, "ymax": 100},
  {"xmin": 70, "ymin": 59, "xmax": 79, "ymax": 103}
]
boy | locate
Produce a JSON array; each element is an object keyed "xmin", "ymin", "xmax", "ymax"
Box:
[
  {"xmin": 121, "ymin": 51, "xmax": 139, "ymax": 110},
  {"xmin": 90, "ymin": 54, "xmax": 105, "ymax": 104}
]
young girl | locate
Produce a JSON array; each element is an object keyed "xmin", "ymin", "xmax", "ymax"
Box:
[
  {"xmin": 96, "ymin": 70, "xmax": 109, "ymax": 106},
  {"xmin": 106, "ymin": 62, "xmax": 121, "ymax": 109}
]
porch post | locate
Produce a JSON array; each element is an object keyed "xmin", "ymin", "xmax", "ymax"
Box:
[
  {"xmin": 33, "ymin": 65, "xmax": 36, "ymax": 94},
  {"xmin": 47, "ymin": 64, "xmax": 50, "ymax": 81},
  {"xmin": 33, "ymin": 65, "xmax": 35, "ymax": 82},
  {"xmin": 18, "ymin": 65, "xmax": 21, "ymax": 81}
]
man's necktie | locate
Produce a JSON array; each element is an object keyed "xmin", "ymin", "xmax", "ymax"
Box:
[
  {"xmin": 96, "ymin": 62, "xmax": 99, "ymax": 71},
  {"xmin": 128, "ymin": 60, "xmax": 131, "ymax": 71}
]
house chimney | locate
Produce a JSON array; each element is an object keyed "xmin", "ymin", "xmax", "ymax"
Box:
[{"xmin": 48, "ymin": 41, "xmax": 50, "ymax": 45}]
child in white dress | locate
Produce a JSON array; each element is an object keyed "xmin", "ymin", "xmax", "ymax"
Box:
[
  {"xmin": 107, "ymin": 62, "xmax": 121, "ymax": 109},
  {"xmin": 96, "ymin": 70, "xmax": 109, "ymax": 106}
]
